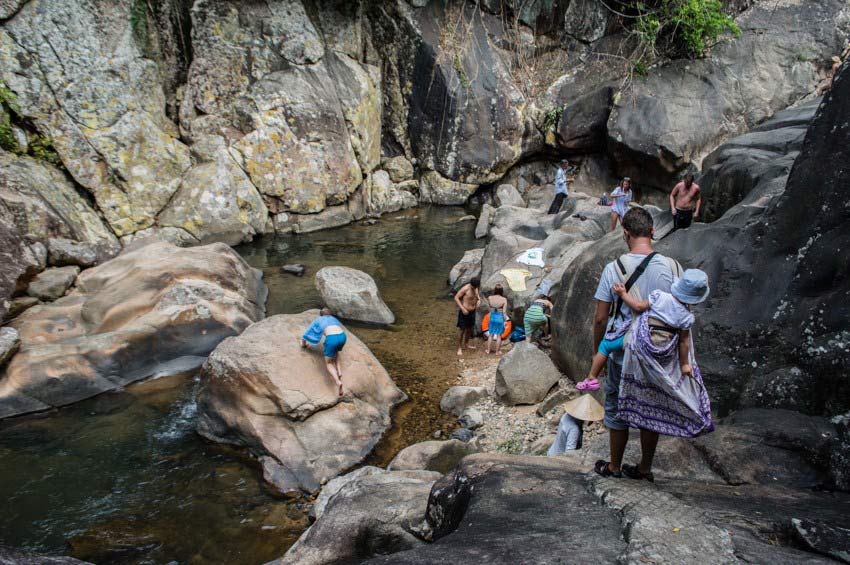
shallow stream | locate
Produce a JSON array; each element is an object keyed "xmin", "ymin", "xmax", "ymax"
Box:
[{"xmin": 0, "ymin": 206, "xmax": 481, "ymax": 564}]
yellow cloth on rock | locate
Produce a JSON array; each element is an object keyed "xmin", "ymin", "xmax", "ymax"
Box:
[{"xmin": 499, "ymin": 268, "xmax": 533, "ymax": 291}]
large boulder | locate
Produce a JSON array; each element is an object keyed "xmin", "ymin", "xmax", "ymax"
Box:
[
  {"xmin": 276, "ymin": 467, "xmax": 440, "ymax": 565},
  {"xmin": 367, "ymin": 170, "xmax": 417, "ymax": 216},
  {"xmin": 389, "ymin": 439, "xmax": 480, "ymax": 474},
  {"xmin": 494, "ymin": 185, "xmax": 524, "ymax": 208},
  {"xmin": 46, "ymin": 239, "xmax": 100, "ymax": 268},
  {"xmin": 419, "ymin": 171, "xmax": 479, "ymax": 206},
  {"xmin": 494, "ymin": 342, "xmax": 561, "ymax": 405},
  {"xmin": 370, "ymin": 454, "xmax": 628, "ymax": 563},
  {"xmin": 607, "ymin": 0, "xmax": 848, "ymax": 189},
  {"xmin": 315, "ymin": 267, "xmax": 395, "ymax": 325},
  {"xmin": 196, "ymin": 311, "xmax": 406, "ymax": 494},
  {"xmin": 0, "ymin": 240, "xmax": 266, "ymax": 419}
]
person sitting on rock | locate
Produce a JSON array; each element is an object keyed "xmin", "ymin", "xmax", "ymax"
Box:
[
  {"xmin": 454, "ymin": 276, "xmax": 481, "ymax": 356},
  {"xmin": 669, "ymin": 172, "xmax": 701, "ymax": 232},
  {"xmin": 524, "ymin": 296, "xmax": 553, "ymax": 343},
  {"xmin": 547, "ymin": 394, "xmax": 605, "ymax": 455},
  {"xmin": 609, "ymin": 177, "xmax": 633, "ymax": 232},
  {"xmin": 485, "ymin": 283, "xmax": 508, "ymax": 355},
  {"xmin": 547, "ymin": 160, "xmax": 573, "ymax": 214},
  {"xmin": 300, "ymin": 307, "xmax": 347, "ymax": 396}
]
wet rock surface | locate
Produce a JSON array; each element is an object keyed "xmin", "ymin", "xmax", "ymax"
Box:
[{"xmin": 196, "ymin": 311, "xmax": 406, "ymax": 494}]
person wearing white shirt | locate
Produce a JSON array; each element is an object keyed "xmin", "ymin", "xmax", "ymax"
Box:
[
  {"xmin": 547, "ymin": 160, "xmax": 572, "ymax": 214},
  {"xmin": 609, "ymin": 177, "xmax": 633, "ymax": 232}
]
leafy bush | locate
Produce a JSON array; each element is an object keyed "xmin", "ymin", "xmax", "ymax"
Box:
[
  {"xmin": 542, "ymin": 106, "xmax": 564, "ymax": 133},
  {"xmin": 631, "ymin": 0, "xmax": 740, "ymax": 58}
]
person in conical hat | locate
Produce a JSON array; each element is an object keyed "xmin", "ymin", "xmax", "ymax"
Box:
[{"xmin": 547, "ymin": 394, "xmax": 604, "ymax": 456}]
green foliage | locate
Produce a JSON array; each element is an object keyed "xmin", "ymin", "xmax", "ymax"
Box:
[
  {"xmin": 629, "ymin": 0, "xmax": 740, "ymax": 70},
  {"xmin": 496, "ymin": 435, "xmax": 523, "ymax": 455},
  {"xmin": 542, "ymin": 106, "xmax": 564, "ymax": 133},
  {"xmin": 130, "ymin": 0, "xmax": 155, "ymax": 58},
  {"xmin": 0, "ymin": 83, "xmax": 22, "ymax": 154},
  {"xmin": 454, "ymin": 55, "xmax": 472, "ymax": 89},
  {"xmin": 0, "ymin": 81, "xmax": 63, "ymax": 167},
  {"xmin": 28, "ymin": 133, "xmax": 63, "ymax": 168}
]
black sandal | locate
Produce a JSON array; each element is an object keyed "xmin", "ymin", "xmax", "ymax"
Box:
[
  {"xmin": 593, "ymin": 459, "xmax": 622, "ymax": 478},
  {"xmin": 622, "ymin": 463, "xmax": 655, "ymax": 482}
]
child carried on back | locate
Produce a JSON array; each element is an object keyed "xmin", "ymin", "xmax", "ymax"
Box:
[{"xmin": 578, "ymin": 269, "xmax": 710, "ymax": 391}]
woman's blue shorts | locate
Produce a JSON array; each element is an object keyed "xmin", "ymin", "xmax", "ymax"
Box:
[
  {"xmin": 323, "ymin": 333, "xmax": 347, "ymax": 358},
  {"xmin": 597, "ymin": 334, "xmax": 625, "ymax": 357},
  {"xmin": 488, "ymin": 311, "xmax": 505, "ymax": 337}
]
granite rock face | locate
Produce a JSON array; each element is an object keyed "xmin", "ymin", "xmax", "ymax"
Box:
[
  {"xmin": 196, "ymin": 312, "xmax": 406, "ymax": 494},
  {"xmin": 495, "ymin": 341, "xmax": 561, "ymax": 405},
  {"xmin": 0, "ymin": 240, "xmax": 266, "ymax": 420}
]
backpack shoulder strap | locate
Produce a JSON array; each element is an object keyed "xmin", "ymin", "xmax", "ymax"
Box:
[{"xmin": 609, "ymin": 253, "xmax": 656, "ymax": 323}]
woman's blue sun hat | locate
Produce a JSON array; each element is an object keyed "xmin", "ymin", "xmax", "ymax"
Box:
[{"xmin": 671, "ymin": 269, "xmax": 710, "ymax": 304}]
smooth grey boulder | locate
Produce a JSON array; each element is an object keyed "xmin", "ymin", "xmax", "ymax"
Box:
[
  {"xmin": 315, "ymin": 266, "xmax": 395, "ymax": 325},
  {"xmin": 46, "ymin": 238, "xmax": 99, "ymax": 268},
  {"xmin": 281, "ymin": 264, "xmax": 307, "ymax": 277},
  {"xmin": 25, "ymin": 266, "xmax": 79, "ymax": 301},
  {"xmin": 276, "ymin": 467, "xmax": 440, "ymax": 565},
  {"xmin": 495, "ymin": 341, "xmax": 561, "ymax": 405},
  {"xmin": 389, "ymin": 439, "xmax": 479, "ymax": 474},
  {"xmin": 2, "ymin": 296, "xmax": 38, "ymax": 323},
  {"xmin": 494, "ymin": 184, "xmax": 524, "ymax": 208},
  {"xmin": 0, "ymin": 327, "xmax": 19, "ymax": 368},
  {"xmin": 440, "ymin": 385, "xmax": 488, "ymax": 416},
  {"xmin": 367, "ymin": 170, "xmax": 417, "ymax": 216},
  {"xmin": 448, "ymin": 249, "xmax": 484, "ymax": 292}
]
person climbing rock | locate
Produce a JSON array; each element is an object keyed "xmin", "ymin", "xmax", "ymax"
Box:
[
  {"xmin": 523, "ymin": 296, "xmax": 553, "ymax": 343},
  {"xmin": 547, "ymin": 160, "xmax": 573, "ymax": 214},
  {"xmin": 669, "ymin": 173, "xmax": 701, "ymax": 231},
  {"xmin": 547, "ymin": 394, "xmax": 604, "ymax": 455},
  {"xmin": 454, "ymin": 276, "xmax": 481, "ymax": 356},
  {"xmin": 300, "ymin": 307, "xmax": 348, "ymax": 396},
  {"xmin": 485, "ymin": 283, "xmax": 508, "ymax": 355},
  {"xmin": 590, "ymin": 207, "xmax": 679, "ymax": 479},
  {"xmin": 609, "ymin": 177, "xmax": 633, "ymax": 232}
]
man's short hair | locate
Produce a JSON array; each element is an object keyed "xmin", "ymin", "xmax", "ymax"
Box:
[
  {"xmin": 470, "ymin": 277, "xmax": 481, "ymax": 288},
  {"xmin": 622, "ymin": 207, "xmax": 653, "ymax": 238},
  {"xmin": 493, "ymin": 283, "xmax": 504, "ymax": 296},
  {"xmin": 320, "ymin": 307, "xmax": 332, "ymax": 316}
]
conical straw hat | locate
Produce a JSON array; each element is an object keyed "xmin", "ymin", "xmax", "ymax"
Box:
[{"xmin": 564, "ymin": 393, "xmax": 605, "ymax": 421}]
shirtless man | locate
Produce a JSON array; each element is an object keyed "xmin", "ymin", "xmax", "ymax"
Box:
[
  {"xmin": 454, "ymin": 277, "xmax": 481, "ymax": 356},
  {"xmin": 669, "ymin": 173, "xmax": 701, "ymax": 232}
]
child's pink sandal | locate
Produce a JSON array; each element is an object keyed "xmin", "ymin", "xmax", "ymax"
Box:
[{"xmin": 576, "ymin": 378, "xmax": 599, "ymax": 391}]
